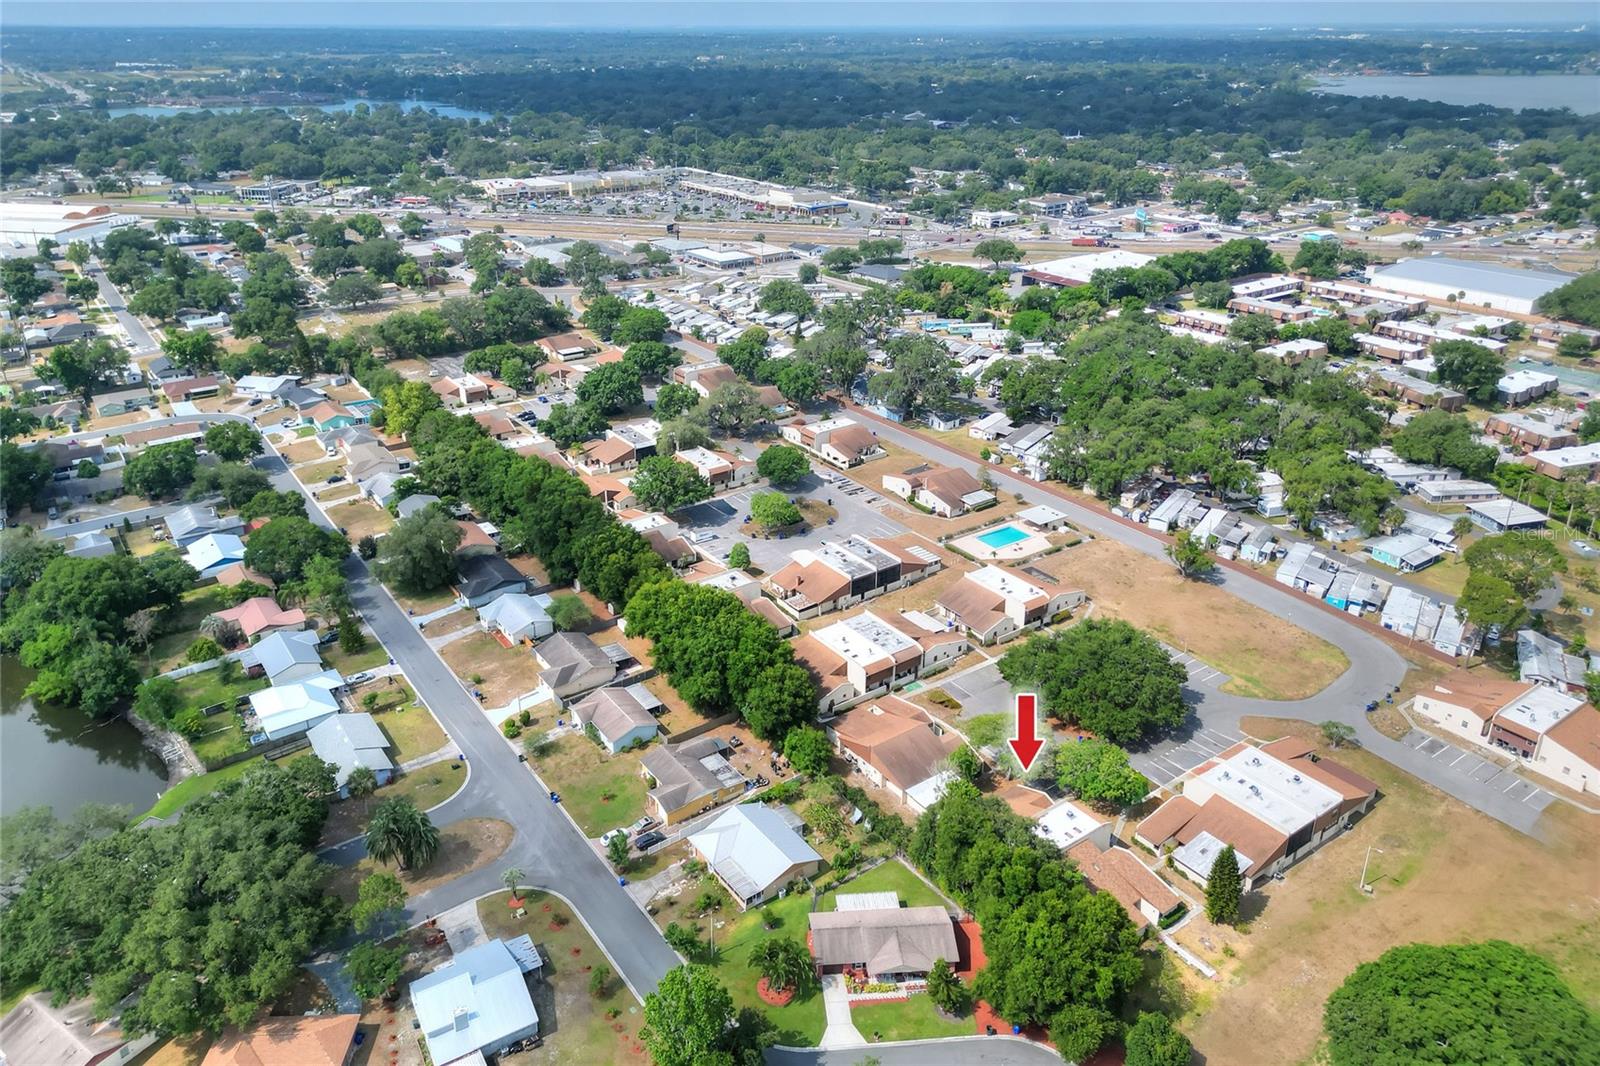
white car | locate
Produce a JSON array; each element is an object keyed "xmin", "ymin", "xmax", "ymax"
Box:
[{"xmin": 599, "ymin": 828, "xmax": 628, "ymax": 848}]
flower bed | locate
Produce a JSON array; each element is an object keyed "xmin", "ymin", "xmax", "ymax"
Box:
[{"xmin": 756, "ymin": 978, "xmax": 796, "ymax": 1007}]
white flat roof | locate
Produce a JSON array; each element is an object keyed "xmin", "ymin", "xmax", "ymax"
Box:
[
  {"xmin": 1035, "ymin": 799, "xmax": 1106, "ymax": 849},
  {"xmin": 1496, "ymin": 685, "xmax": 1584, "ymax": 736},
  {"xmin": 1027, "ymin": 249, "xmax": 1156, "ymax": 283},
  {"xmin": 1197, "ymin": 745, "xmax": 1343, "ymax": 835},
  {"xmin": 815, "ymin": 611, "xmax": 919, "ymax": 665}
]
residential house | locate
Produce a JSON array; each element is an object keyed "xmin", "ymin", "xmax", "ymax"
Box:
[
  {"xmin": 478, "ymin": 593, "xmax": 553, "ymax": 645},
  {"xmin": 251, "ymin": 629, "xmax": 327, "ymax": 685},
  {"xmin": 640, "ymin": 736, "xmax": 748, "ymax": 825},
  {"xmin": 454, "ymin": 554, "xmax": 528, "ymax": 608},
  {"xmin": 1466, "ymin": 498, "xmax": 1547, "ymax": 533},
  {"xmin": 0, "ymin": 993, "xmax": 157, "ymax": 1066},
  {"xmin": 673, "ymin": 361, "xmax": 739, "ymax": 398},
  {"xmin": 430, "ymin": 374, "xmax": 492, "ymax": 408},
  {"xmin": 968, "ymin": 412, "xmax": 1013, "ymax": 441},
  {"xmin": 1483, "ymin": 412, "xmax": 1578, "ymax": 452},
  {"xmin": 792, "ymin": 612, "xmax": 968, "ymax": 715},
  {"xmin": 1015, "ymin": 504, "xmax": 1072, "ymax": 531},
  {"xmin": 1413, "ymin": 671, "xmax": 1600, "ymax": 795},
  {"xmin": 360, "ymin": 471, "xmax": 406, "ymax": 509},
  {"xmin": 183, "ymin": 532, "xmax": 247, "ymax": 579},
  {"xmin": 533, "ymin": 631, "xmax": 616, "ymax": 703},
  {"xmin": 92, "ymin": 387, "xmax": 156, "ymax": 418},
  {"xmin": 809, "ymin": 899, "xmax": 958, "ymax": 981},
  {"xmin": 880, "ymin": 464, "xmax": 995, "ymax": 517},
  {"xmin": 474, "ymin": 408, "xmax": 521, "ymax": 440},
  {"xmin": 687, "ymin": 804, "xmax": 823, "ymax": 909},
  {"xmin": 161, "ymin": 375, "xmax": 220, "ymax": 403},
  {"xmin": 396, "ymin": 493, "xmax": 443, "ymax": 520},
  {"xmin": 1517, "ymin": 629, "xmax": 1589, "ymax": 695},
  {"xmin": 1135, "ymin": 738, "xmax": 1379, "ymax": 891},
  {"xmin": 1066, "ymin": 840, "xmax": 1185, "ymax": 930},
  {"xmin": 1368, "ymin": 368, "xmax": 1466, "ymax": 412},
  {"xmin": 201, "ymin": 1015, "xmax": 360, "ymax": 1066},
  {"xmin": 642, "ymin": 526, "xmax": 698, "ymax": 569},
  {"xmin": 307, "ymin": 714, "xmax": 395, "ymax": 798},
  {"xmin": 233, "ymin": 374, "xmax": 299, "ymax": 398},
  {"xmin": 215, "ymin": 562, "xmax": 274, "ymax": 589},
  {"xmin": 675, "ymin": 446, "xmax": 757, "ymax": 489},
  {"xmin": 936, "ymin": 565, "xmax": 1084, "ymax": 645},
  {"xmin": 303, "ymin": 401, "xmax": 362, "ymax": 431},
  {"xmin": 1496, "ymin": 369, "xmax": 1560, "ymax": 407},
  {"xmin": 143, "ymin": 355, "xmax": 193, "ymax": 387},
  {"xmin": 764, "ymin": 535, "xmax": 942, "ymax": 620},
  {"xmin": 410, "ymin": 937, "xmax": 542, "ymax": 1066},
  {"xmin": 248, "ymin": 671, "xmax": 344, "ymax": 741},
  {"xmin": 578, "ymin": 434, "xmax": 642, "ymax": 475},
  {"xmin": 1365, "ymin": 532, "xmax": 1443, "ymax": 573},
  {"xmin": 454, "ymin": 520, "xmax": 500, "ymax": 559},
  {"xmin": 569, "ymin": 684, "xmax": 663, "ymax": 753},
  {"xmin": 779, "ymin": 416, "xmax": 885, "ymax": 469},
  {"xmin": 64, "ymin": 530, "xmax": 116, "ymax": 559},
  {"xmin": 825, "ymin": 695, "xmax": 964, "ymax": 810},
  {"xmin": 208, "ymin": 596, "xmax": 308, "ymax": 640},
  {"xmin": 1526, "ymin": 443, "xmax": 1600, "ymax": 480},
  {"xmin": 1413, "ymin": 479, "xmax": 1502, "ymax": 505},
  {"xmin": 346, "ymin": 442, "xmax": 409, "ymax": 483},
  {"xmin": 1258, "ymin": 338, "xmax": 1327, "ymax": 364},
  {"xmin": 536, "ymin": 332, "xmax": 600, "ymax": 362}
]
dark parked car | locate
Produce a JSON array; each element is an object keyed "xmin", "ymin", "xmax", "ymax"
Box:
[{"xmin": 634, "ymin": 830, "xmax": 666, "ymax": 852}]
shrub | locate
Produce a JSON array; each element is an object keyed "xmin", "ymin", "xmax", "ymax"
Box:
[
  {"xmin": 502, "ymin": 719, "xmax": 523, "ymax": 739},
  {"xmin": 186, "ymin": 636, "xmax": 223, "ymax": 663}
]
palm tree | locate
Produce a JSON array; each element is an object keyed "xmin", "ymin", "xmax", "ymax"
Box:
[
  {"xmin": 750, "ymin": 936, "xmax": 811, "ymax": 993},
  {"xmin": 365, "ymin": 797, "xmax": 440, "ymax": 871},
  {"xmin": 502, "ymin": 866, "xmax": 524, "ymax": 897}
]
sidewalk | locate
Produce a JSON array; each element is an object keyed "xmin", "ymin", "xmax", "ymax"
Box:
[{"xmin": 819, "ymin": 975, "xmax": 867, "ymax": 1050}]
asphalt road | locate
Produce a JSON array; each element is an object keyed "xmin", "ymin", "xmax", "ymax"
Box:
[
  {"xmin": 86, "ymin": 256, "xmax": 161, "ymax": 353},
  {"xmin": 767, "ymin": 1037, "xmax": 1065, "ymax": 1065},
  {"xmin": 845, "ymin": 405, "xmax": 1559, "ymax": 837}
]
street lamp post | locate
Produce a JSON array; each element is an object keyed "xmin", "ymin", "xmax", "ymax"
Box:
[{"xmin": 1359, "ymin": 846, "xmax": 1384, "ymax": 894}]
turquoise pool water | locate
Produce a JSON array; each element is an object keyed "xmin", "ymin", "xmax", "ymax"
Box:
[{"xmin": 976, "ymin": 525, "xmax": 1030, "ymax": 549}]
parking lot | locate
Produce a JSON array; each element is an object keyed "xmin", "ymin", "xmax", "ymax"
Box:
[
  {"xmin": 673, "ymin": 466, "xmax": 912, "ymax": 571},
  {"xmin": 1398, "ymin": 731, "xmax": 1557, "ymax": 815}
]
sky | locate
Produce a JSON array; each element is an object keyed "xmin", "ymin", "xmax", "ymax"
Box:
[{"xmin": 4, "ymin": 0, "xmax": 1594, "ymax": 30}]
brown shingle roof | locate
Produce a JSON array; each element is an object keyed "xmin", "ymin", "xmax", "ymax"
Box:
[
  {"xmin": 1135, "ymin": 795, "xmax": 1201, "ymax": 847},
  {"xmin": 202, "ymin": 1015, "xmax": 359, "ymax": 1066},
  {"xmin": 809, "ymin": 906, "xmax": 958, "ymax": 975},
  {"xmin": 1426, "ymin": 670, "xmax": 1537, "ymax": 721},
  {"xmin": 768, "ymin": 559, "xmax": 851, "ymax": 606},
  {"xmin": 831, "ymin": 696, "xmax": 961, "ymax": 792},
  {"xmin": 1546, "ymin": 704, "xmax": 1600, "ymax": 773},
  {"xmin": 826, "ymin": 424, "xmax": 879, "ymax": 460},
  {"xmin": 1067, "ymin": 840, "xmax": 1183, "ymax": 926},
  {"xmin": 1174, "ymin": 795, "xmax": 1290, "ymax": 878}
]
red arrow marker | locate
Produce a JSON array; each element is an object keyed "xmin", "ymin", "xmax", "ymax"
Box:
[{"xmin": 1009, "ymin": 693, "xmax": 1043, "ymax": 773}]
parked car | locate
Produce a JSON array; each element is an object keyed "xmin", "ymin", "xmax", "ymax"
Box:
[
  {"xmin": 326, "ymin": 474, "xmax": 345, "ymax": 484},
  {"xmin": 627, "ymin": 816, "xmax": 656, "ymax": 835},
  {"xmin": 600, "ymin": 828, "xmax": 628, "ymax": 848},
  {"xmin": 634, "ymin": 830, "xmax": 666, "ymax": 852},
  {"xmin": 344, "ymin": 672, "xmax": 374, "ymax": 685}
]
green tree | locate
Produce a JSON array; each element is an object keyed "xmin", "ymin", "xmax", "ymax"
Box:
[
  {"xmin": 375, "ymin": 506, "xmax": 463, "ymax": 593},
  {"xmin": 38, "ymin": 338, "xmax": 126, "ymax": 403},
  {"xmin": 1432, "ymin": 339, "xmax": 1504, "ymax": 405},
  {"xmin": 781, "ymin": 726, "xmax": 833, "ymax": 778},
  {"xmin": 701, "ymin": 379, "xmax": 769, "ymax": 436},
  {"xmin": 973, "ymin": 238, "xmax": 1021, "ymax": 267},
  {"xmin": 642, "ymin": 965, "xmax": 740, "ymax": 1066},
  {"xmin": 345, "ymin": 941, "xmax": 406, "ymax": 1000},
  {"xmin": 1463, "ymin": 532, "xmax": 1566, "ymax": 601},
  {"xmin": 202, "ymin": 421, "xmax": 263, "ymax": 462},
  {"xmin": 926, "ymin": 957, "xmax": 970, "ymax": 1014},
  {"xmin": 541, "ymin": 401, "xmax": 609, "ymax": 447},
  {"xmin": 1204, "ymin": 844, "xmax": 1242, "ymax": 924},
  {"xmin": 1323, "ymin": 941, "xmax": 1600, "ymax": 1066},
  {"xmin": 160, "ymin": 328, "xmax": 221, "ymax": 372},
  {"xmin": 1164, "ymin": 529, "xmax": 1215, "ymax": 578},
  {"xmin": 613, "ymin": 306, "xmax": 671, "ymax": 345},
  {"xmin": 727, "ymin": 542, "xmax": 752, "ymax": 571},
  {"xmin": 756, "ymin": 444, "xmax": 811, "ymax": 486},
  {"xmin": 758, "ymin": 279, "xmax": 816, "ymax": 336},
  {"xmin": 1535, "ymin": 272, "xmax": 1600, "ymax": 328},
  {"xmin": 0, "ymin": 443, "xmax": 51, "ymax": 513},
  {"xmin": 998, "ymin": 620, "xmax": 1187, "ymax": 744},
  {"xmin": 379, "ymin": 380, "xmax": 443, "ymax": 438},
  {"xmin": 325, "ymin": 272, "xmax": 383, "ymax": 309},
  {"xmin": 607, "ymin": 831, "xmax": 631, "ymax": 870},
  {"xmin": 1320, "ymin": 720, "xmax": 1357, "ymax": 749},
  {"xmin": 654, "ymin": 381, "xmax": 700, "ymax": 421},
  {"xmin": 774, "ymin": 358, "xmax": 823, "ymax": 406},
  {"xmin": 548, "ymin": 593, "xmax": 593, "ymax": 632},
  {"xmin": 244, "ymin": 516, "xmax": 348, "ymax": 584},
  {"xmin": 364, "ymin": 796, "xmax": 440, "ymax": 871},
  {"xmin": 1455, "ymin": 571, "xmax": 1525, "ymax": 632},
  {"xmin": 946, "ymin": 744, "xmax": 982, "ymax": 784},
  {"xmin": 1193, "ymin": 280, "xmax": 1232, "ymax": 309},
  {"xmin": 750, "ymin": 937, "xmax": 811, "ymax": 993},
  {"xmin": 75, "ymin": 458, "xmax": 100, "ymax": 479},
  {"xmin": 662, "ymin": 921, "xmax": 705, "ymax": 961},
  {"xmin": 868, "ymin": 335, "xmax": 966, "ymax": 416},
  {"xmin": 631, "ymin": 455, "xmax": 713, "ymax": 513},
  {"xmin": 346, "ymin": 765, "xmax": 378, "ymax": 800},
  {"xmin": 1124, "ymin": 1012, "xmax": 1193, "ymax": 1066},
  {"xmin": 749, "ymin": 491, "xmax": 802, "ymax": 530},
  {"xmin": 132, "ymin": 676, "xmax": 184, "ymax": 728},
  {"xmin": 0, "ymin": 408, "xmax": 41, "ymax": 441},
  {"xmin": 1050, "ymin": 1003, "xmax": 1116, "ymax": 1065},
  {"xmin": 123, "ymin": 440, "xmax": 199, "ymax": 499},
  {"xmin": 579, "ymin": 293, "xmax": 630, "ymax": 340},
  {"xmin": 1391, "ymin": 410, "xmax": 1497, "ymax": 479},
  {"xmin": 622, "ymin": 340, "xmax": 681, "ymax": 379},
  {"xmin": 1055, "ymin": 739, "xmax": 1149, "ymax": 807},
  {"xmin": 1227, "ymin": 313, "xmax": 1278, "ymax": 347},
  {"xmin": 351, "ymin": 872, "xmax": 407, "ymax": 934}
]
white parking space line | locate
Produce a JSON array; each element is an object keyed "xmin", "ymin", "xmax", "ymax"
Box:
[
  {"xmin": 1430, "ymin": 744, "xmax": 1450, "ymax": 758},
  {"xmin": 1448, "ymin": 752, "xmax": 1470, "ymax": 767},
  {"xmin": 1522, "ymin": 788, "xmax": 1548, "ymax": 804},
  {"xmin": 1502, "ymin": 778, "xmax": 1524, "ymax": 793}
]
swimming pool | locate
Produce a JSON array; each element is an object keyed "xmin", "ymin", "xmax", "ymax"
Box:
[{"xmin": 976, "ymin": 525, "xmax": 1031, "ymax": 549}]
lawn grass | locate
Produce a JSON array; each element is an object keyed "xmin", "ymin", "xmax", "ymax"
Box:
[
  {"xmin": 135, "ymin": 759, "xmax": 259, "ymax": 822},
  {"xmin": 702, "ymin": 892, "xmax": 827, "ymax": 1047},
  {"xmin": 172, "ymin": 663, "xmax": 269, "ymax": 712},
  {"xmin": 189, "ymin": 714, "xmax": 252, "ymax": 767},
  {"xmin": 328, "ymin": 817, "xmax": 513, "ymax": 902},
  {"xmin": 326, "ymin": 498, "xmax": 395, "ymax": 541},
  {"xmin": 318, "ymin": 760, "xmax": 468, "ymax": 844},
  {"xmin": 817, "ymin": 858, "xmax": 949, "ymax": 911},
  {"xmin": 144, "ymin": 585, "xmax": 232, "ymax": 674},
  {"xmin": 850, "ymin": 995, "xmax": 974, "ymax": 1042},
  {"xmin": 321, "ymin": 636, "xmax": 390, "ymax": 676},
  {"xmin": 477, "ymin": 890, "xmax": 646, "ymax": 1066},
  {"xmin": 363, "ymin": 690, "xmax": 447, "ymax": 762},
  {"xmin": 0, "ymin": 983, "xmax": 39, "ymax": 1018},
  {"xmin": 526, "ymin": 733, "xmax": 646, "ymax": 837}
]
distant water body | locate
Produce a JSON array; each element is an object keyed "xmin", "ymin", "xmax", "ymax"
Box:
[
  {"xmin": 106, "ymin": 99, "xmax": 496, "ymax": 121},
  {"xmin": 1314, "ymin": 75, "xmax": 1600, "ymax": 115}
]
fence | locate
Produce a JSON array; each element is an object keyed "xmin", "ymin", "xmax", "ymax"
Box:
[
  {"xmin": 665, "ymin": 711, "xmax": 739, "ymax": 745},
  {"xmin": 207, "ymin": 734, "xmax": 310, "ymax": 771}
]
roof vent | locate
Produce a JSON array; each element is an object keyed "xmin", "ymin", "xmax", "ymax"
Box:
[{"xmin": 453, "ymin": 1008, "xmax": 469, "ymax": 1032}]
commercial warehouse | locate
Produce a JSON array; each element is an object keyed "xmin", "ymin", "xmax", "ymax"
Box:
[{"xmin": 1368, "ymin": 257, "xmax": 1576, "ymax": 316}]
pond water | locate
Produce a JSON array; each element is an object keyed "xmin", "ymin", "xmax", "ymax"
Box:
[
  {"xmin": 0, "ymin": 657, "xmax": 169, "ymax": 818},
  {"xmin": 1313, "ymin": 75, "xmax": 1600, "ymax": 115},
  {"xmin": 106, "ymin": 99, "xmax": 496, "ymax": 121}
]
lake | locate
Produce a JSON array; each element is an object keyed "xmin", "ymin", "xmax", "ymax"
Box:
[
  {"xmin": 0, "ymin": 657, "xmax": 169, "ymax": 819},
  {"xmin": 1314, "ymin": 75, "xmax": 1600, "ymax": 115},
  {"xmin": 106, "ymin": 99, "xmax": 496, "ymax": 121}
]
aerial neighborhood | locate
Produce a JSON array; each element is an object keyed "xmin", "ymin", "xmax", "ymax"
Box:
[{"xmin": 1, "ymin": 11, "xmax": 1599, "ymax": 1066}]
